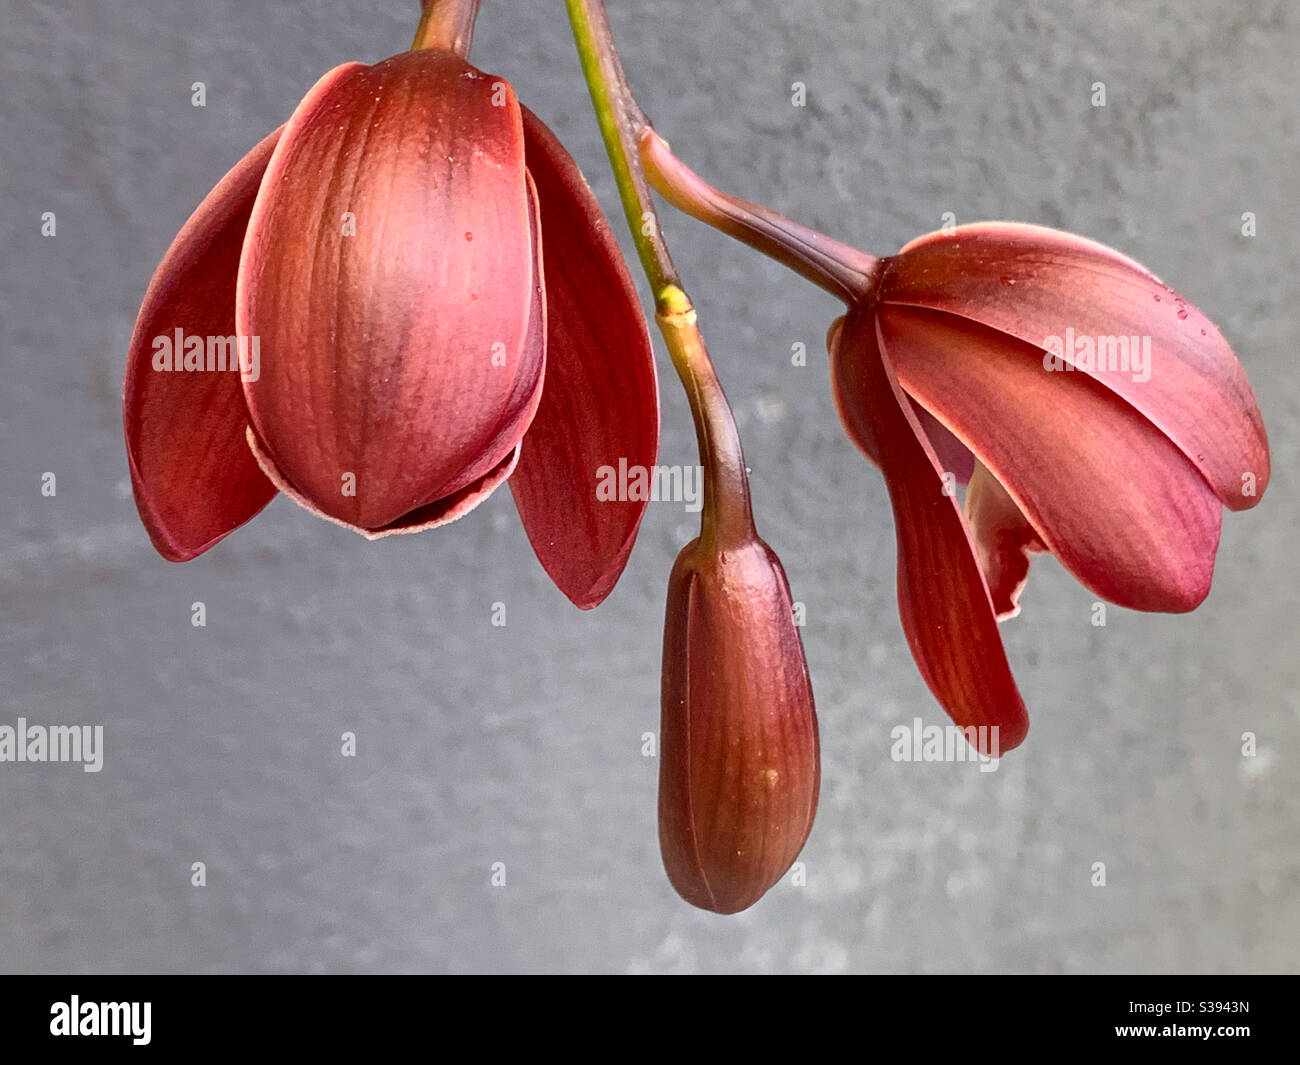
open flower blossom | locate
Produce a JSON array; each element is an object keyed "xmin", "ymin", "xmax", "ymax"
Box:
[
  {"xmin": 124, "ymin": 45, "xmax": 658, "ymax": 608},
  {"xmin": 828, "ymin": 222, "xmax": 1270, "ymax": 750}
]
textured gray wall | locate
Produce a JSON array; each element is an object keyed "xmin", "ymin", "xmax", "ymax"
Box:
[{"xmin": 1, "ymin": 0, "xmax": 1296, "ymax": 973}]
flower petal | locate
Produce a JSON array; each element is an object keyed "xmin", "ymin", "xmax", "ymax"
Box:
[
  {"xmin": 831, "ymin": 304, "xmax": 1028, "ymax": 752},
  {"xmin": 914, "ymin": 402, "xmax": 974, "ymax": 486},
  {"xmin": 238, "ymin": 53, "xmax": 542, "ymax": 530},
  {"xmin": 963, "ymin": 459, "xmax": 1045, "ymax": 620},
  {"xmin": 878, "ymin": 305, "xmax": 1223, "ymax": 612},
  {"xmin": 881, "ymin": 222, "xmax": 1269, "ymax": 510},
  {"xmin": 509, "ymin": 106, "xmax": 659, "ymax": 609},
  {"xmin": 246, "ymin": 427, "xmax": 518, "ymax": 539},
  {"xmin": 123, "ymin": 128, "xmax": 282, "ymax": 561},
  {"xmin": 826, "ymin": 318, "xmax": 973, "ymax": 485},
  {"xmin": 243, "ymin": 178, "xmax": 545, "ymax": 541}
]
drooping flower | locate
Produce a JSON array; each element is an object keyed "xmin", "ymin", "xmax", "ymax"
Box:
[
  {"xmin": 828, "ymin": 222, "xmax": 1270, "ymax": 749},
  {"xmin": 124, "ymin": 46, "xmax": 658, "ymax": 608}
]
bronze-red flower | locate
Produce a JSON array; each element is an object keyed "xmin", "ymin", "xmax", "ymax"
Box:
[
  {"xmin": 830, "ymin": 222, "xmax": 1270, "ymax": 751},
  {"xmin": 124, "ymin": 48, "xmax": 658, "ymax": 608}
]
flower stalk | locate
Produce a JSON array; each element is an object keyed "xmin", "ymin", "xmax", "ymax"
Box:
[
  {"xmin": 639, "ymin": 128, "xmax": 880, "ymax": 304},
  {"xmin": 564, "ymin": 0, "xmax": 750, "ymax": 547},
  {"xmin": 567, "ymin": 0, "xmax": 819, "ymax": 914},
  {"xmin": 411, "ymin": 0, "xmax": 482, "ymax": 56}
]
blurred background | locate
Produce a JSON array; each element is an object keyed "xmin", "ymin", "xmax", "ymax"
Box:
[{"xmin": 0, "ymin": 0, "xmax": 1295, "ymax": 973}]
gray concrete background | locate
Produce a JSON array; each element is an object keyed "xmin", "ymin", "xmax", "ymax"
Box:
[{"xmin": 0, "ymin": 0, "xmax": 1296, "ymax": 973}]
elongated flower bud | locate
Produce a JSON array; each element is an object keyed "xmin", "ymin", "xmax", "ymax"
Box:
[{"xmin": 659, "ymin": 533, "xmax": 820, "ymax": 914}]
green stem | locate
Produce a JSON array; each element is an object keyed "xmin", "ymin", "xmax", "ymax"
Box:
[
  {"xmin": 564, "ymin": 0, "xmax": 672, "ymax": 293},
  {"xmin": 411, "ymin": 0, "xmax": 482, "ymax": 56},
  {"xmin": 565, "ymin": 0, "xmax": 753, "ymax": 549}
]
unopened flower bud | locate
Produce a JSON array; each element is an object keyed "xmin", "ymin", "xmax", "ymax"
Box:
[{"xmin": 658, "ymin": 533, "xmax": 820, "ymax": 914}]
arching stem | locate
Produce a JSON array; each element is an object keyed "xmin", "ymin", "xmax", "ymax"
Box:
[{"xmin": 640, "ymin": 128, "xmax": 880, "ymax": 304}]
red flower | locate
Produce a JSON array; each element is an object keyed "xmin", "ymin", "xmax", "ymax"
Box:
[
  {"xmin": 830, "ymin": 223, "xmax": 1270, "ymax": 751},
  {"xmin": 124, "ymin": 48, "xmax": 658, "ymax": 608}
]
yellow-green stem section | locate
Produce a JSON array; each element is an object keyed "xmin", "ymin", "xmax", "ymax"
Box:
[
  {"xmin": 656, "ymin": 287, "xmax": 753, "ymax": 548},
  {"xmin": 565, "ymin": 0, "xmax": 753, "ymax": 548}
]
